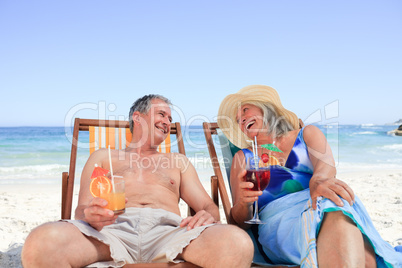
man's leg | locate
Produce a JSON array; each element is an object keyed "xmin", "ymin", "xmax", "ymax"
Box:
[
  {"xmin": 317, "ymin": 211, "xmax": 376, "ymax": 268},
  {"xmin": 22, "ymin": 221, "xmax": 112, "ymax": 268},
  {"xmin": 180, "ymin": 224, "xmax": 254, "ymax": 268}
]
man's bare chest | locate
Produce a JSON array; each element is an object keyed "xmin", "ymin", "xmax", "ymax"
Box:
[{"xmin": 105, "ymin": 155, "xmax": 181, "ymax": 194}]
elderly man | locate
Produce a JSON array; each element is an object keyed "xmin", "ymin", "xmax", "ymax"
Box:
[{"xmin": 22, "ymin": 94, "xmax": 253, "ymax": 268}]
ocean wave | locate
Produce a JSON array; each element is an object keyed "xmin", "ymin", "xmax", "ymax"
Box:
[
  {"xmin": 361, "ymin": 126, "xmax": 382, "ymax": 130},
  {"xmin": 351, "ymin": 131, "xmax": 377, "ymax": 135},
  {"xmin": 321, "ymin": 125, "xmax": 340, "ymax": 129},
  {"xmin": 386, "ymin": 130, "xmax": 402, "ymax": 136},
  {"xmin": 380, "ymin": 144, "xmax": 402, "ymax": 153},
  {"xmin": 0, "ymin": 164, "xmax": 69, "ymax": 180}
]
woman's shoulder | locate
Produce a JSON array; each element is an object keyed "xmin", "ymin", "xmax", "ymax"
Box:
[
  {"xmin": 234, "ymin": 148, "xmax": 246, "ymax": 158},
  {"xmin": 301, "ymin": 124, "xmax": 326, "ymax": 145},
  {"xmin": 303, "ymin": 124, "xmax": 320, "ymax": 131},
  {"xmin": 302, "ymin": 124, "xmax": 322, "ymax": 136},
  {"xmin": 233, "ymin": 148, "xmax": 247, "ymax": 163}
]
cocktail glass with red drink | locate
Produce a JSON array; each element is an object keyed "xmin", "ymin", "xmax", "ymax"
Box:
[{"xmin": 244, "ymin": 156, "xmax": 271, "ymax": 224}]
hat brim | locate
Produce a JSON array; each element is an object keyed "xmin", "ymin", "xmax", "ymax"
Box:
[{"xmin": 217, "ymin": 85, "xmax": 299, "ymax": 149}]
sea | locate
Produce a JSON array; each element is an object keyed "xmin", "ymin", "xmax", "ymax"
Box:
[{"xmin": 0, "ymin": 124, "xmax": 401, "ymax": 185}]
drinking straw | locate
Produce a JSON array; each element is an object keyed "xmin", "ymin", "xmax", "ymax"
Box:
[
  {"xmin": 254, "ymin": 136, "xmax": 258, "ymax": 156},
  {"xmin": 250, "ymin": 139, "xmax": 256, "ymax": 158},
  {"xmin": 108, "ymin": 146, "xmax": 115, "ymax": 192},
  {"xmin": 254, "ymin": 136, "xmax": 259, "ymax": 170}
]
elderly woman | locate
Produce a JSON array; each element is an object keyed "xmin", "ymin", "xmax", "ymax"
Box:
[{"xmin": 217, "ymin": 85, "xmax": 402, "ymax": 267}]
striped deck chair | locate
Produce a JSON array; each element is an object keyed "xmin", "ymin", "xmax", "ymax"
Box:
[
  {"xmin": 61, "ymin": 118, "xmax": 200, "ymax": 268},
  {"xmin": 203, "ymin": 122, "xmax": 301, "ymax": 268},
  {"xmin": 88, "ymin": 123, "xmax": 172, "ymax": 155}
]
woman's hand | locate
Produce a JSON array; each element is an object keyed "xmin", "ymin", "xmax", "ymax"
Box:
[
  {"xmin": 237, "ymin": 169, "xmax": 262, "ymax": 206},
  {"xmin": 309, "ymin": 176, "xmax": 355, "ymax": 210},
  {"xmin": 83, "ymin": 198, "xmax": 118, "ymax": 231},
  {"xmin": 229, "ymin": 151, "xmax": 261, "ymax": 228}
]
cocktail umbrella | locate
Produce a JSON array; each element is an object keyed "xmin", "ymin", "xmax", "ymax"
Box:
[
  {"xmin": 91, "ymin": 165, "xmax": 110, "ymax": 179},
  {"xmin": 261, "ymin": 143, "xmax": 283, "ymax": 153}
]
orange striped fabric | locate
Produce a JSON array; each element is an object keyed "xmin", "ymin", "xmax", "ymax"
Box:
[{"xmin": 89, "ymin": 126, "xmax": 170, "ymax": 155}]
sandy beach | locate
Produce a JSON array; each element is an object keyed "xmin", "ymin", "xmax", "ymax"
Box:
[{"xmin": 1, "ymin": 169, "xmax": 402, "ymax": 267}]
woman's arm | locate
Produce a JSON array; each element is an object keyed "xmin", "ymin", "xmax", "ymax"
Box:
[
  {"xmin": 229, "ymin": 150, "xmax": 261, "ymax": 229},
  {"xmin": 303, "ymin": 125, "xmax": 355, "ymax": 209}
]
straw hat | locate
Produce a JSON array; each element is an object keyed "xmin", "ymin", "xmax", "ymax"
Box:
[{"xmin": 217, "ymin": 85, "xmax": 299, "ymax": 149}]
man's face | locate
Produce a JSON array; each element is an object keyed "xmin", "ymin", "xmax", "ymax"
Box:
[{"xmin": 141, "ymin": 99, "xmax": 172, "ymax": 146}]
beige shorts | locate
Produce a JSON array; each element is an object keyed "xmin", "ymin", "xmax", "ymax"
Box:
[{"xmin": 64, "ymin": 207, "xmax": 213, "ymax": 267}]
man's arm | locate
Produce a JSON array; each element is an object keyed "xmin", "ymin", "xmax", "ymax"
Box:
[
  {"xmin": 75, "ymin": 149, "xmax": 118, "ymax": 230},
  {"xmin": 176, "ymin": 153, "xmax": 220, "ymax": 229}
]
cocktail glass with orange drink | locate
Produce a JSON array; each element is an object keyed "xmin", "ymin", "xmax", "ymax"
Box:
[
  {"xmin": 101, "ymin": 175, "xmax": 125, "ymax": 215},
  {"xmin": 90, "ymin": 174, "xmax": 126, "ymax": 215}
]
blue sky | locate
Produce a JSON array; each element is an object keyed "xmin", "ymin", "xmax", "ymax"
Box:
[{"xmin": 1, "ymin": 0, "xmax": 401, "ymax": 126}]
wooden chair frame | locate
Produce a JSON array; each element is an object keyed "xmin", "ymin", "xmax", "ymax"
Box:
[
  {"xmin": 202, "ymin": 122, "xmax": 232, "ymax": 222},
  {"xmin": 61, "ymin": 118, "xmax": 200, "ymax": 268}
]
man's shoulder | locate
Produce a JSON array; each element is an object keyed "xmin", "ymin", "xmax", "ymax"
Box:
[
  {"xmin": 160, "ymin": 152, "xmax": 188, "ymax": 160},
  {"xmin": 91, "ymin": 148, "xmax": 108, "ymax": 156},
  {"xmin": 159, "ymin": 152, "xmax": 190, "ymax": 171},
  {"xmin": 88, "ymin": 148, "xmax": 110, "ymax": 161}
]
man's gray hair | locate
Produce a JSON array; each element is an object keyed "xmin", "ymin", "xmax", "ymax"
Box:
[{"xmin": 128, "ymin": 94, "xmax": 172, "ymax": 133}]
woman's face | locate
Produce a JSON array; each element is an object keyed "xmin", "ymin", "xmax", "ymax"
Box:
[{"xmin": 236, "ymin": 104, "xmax": 265, "ymax": 138}]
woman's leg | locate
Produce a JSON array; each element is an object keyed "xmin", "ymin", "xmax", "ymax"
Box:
[{"xmin": 317, "ymin": 211, "xmax": 376, "ymax": 268}]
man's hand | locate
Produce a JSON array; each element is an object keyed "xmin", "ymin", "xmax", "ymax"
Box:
[
  {"xmin": 83, "ymin": 198, "xmax": 119, "ymax": 231},
  {"xmin": 180, "ymin": 210, "xmax": 220, "ymax": 231},
  {"xmin": 309, "ymin": 176, "xmax": 355, "ymax": 210}
]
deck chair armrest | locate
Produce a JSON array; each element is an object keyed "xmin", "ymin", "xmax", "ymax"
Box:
[
  {"xmin": 61, "ymin": 172, "xmax": 69, "ymax": 219},
  {"xmin": 211, "ymin": 175, "xmax": 219, "ymax": 207}
]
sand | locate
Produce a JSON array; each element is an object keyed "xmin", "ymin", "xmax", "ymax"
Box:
[{"xmin": 1, "ymin": 169, "xmax": 402, "ymax": 267}]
